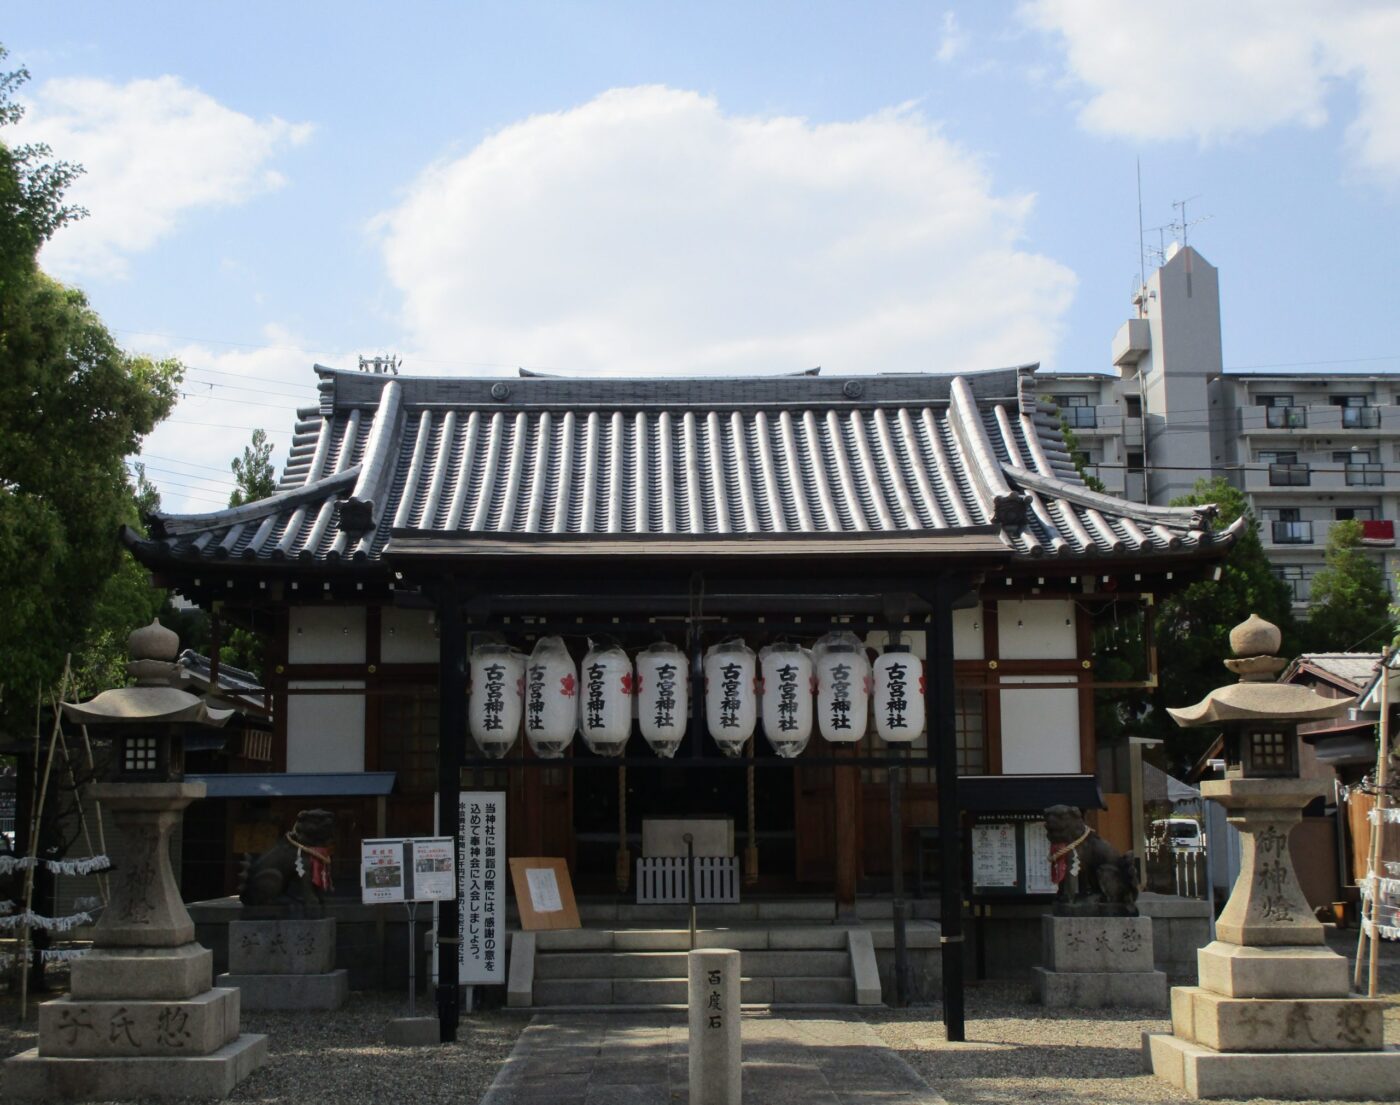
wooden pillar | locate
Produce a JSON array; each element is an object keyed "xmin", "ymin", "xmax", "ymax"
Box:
[
  {"xmin": 833, "ymin": 741, "xmax": 860, "ymax": 917},
  {"xmin": 435, "ymin": 581, "xmax": 466, "ymax": 1042},
  {"xmin": 931, "ymin": 578, "xmax": 966, "ymax": 1042}
]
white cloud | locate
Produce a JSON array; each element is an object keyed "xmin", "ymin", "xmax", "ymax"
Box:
[
  {"xmin": 1020, "ymin": 0, "xmax": 1400, "ymax": 180},
  {"xmin": 937, "ymin": 11, "xmax": 968, "ymax": 63},
  {"xmin": 13, "ymin": 76, "xmax": 312, "ymax": 278},
  {"xmin": 372, "ymin": 86, "xmax": 1075, "ymax": 377},
  {"xmin": 132, "ymin": 326, "xmax": 346, "ymax": 515}
]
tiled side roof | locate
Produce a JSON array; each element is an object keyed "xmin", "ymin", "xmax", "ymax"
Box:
[{"xmin": 129, "ymin": 364, "xmax": 1241, "ymax": 569}]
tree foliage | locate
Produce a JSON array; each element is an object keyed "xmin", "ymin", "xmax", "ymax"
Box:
[
  {"xmin": 228, "ymin": 427, "xmax": 276, "ymax": 507},
  {"xmin": 1092, "ymin": 477, "xmax": 1296, "ymax": 774},
  {"xmin": 0, "ymin": 48, "xmax": 181, "ymax": 727},
  {"xmin": 1301, "ymin": 519, "xmax": 1396, "ymax": 654}
]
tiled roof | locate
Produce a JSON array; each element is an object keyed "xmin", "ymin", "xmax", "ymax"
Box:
[
  {"xmin": 1281, "ymin": 652, "xmax": 1382, "ymax": 691},
  {"xmin": 127, "ymin": 364, "xmax": 1241, "ymax": 570}
]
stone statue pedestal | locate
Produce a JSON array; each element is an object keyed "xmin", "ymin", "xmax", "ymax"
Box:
[
  {"xmin": 217, "ymin": 918, "xmax": 348, "ymax": 1010},
  {"xmin": 5, "ymin": 783, "xmax": 267, "ymax": 1101},
  {"xmin": 1034, "ymin": 914, "xmax": 1167, "ymax": 1009},
  {"xmin": 1147, "ymin": 778, "xmax": 1400, "ymax": 1099}
]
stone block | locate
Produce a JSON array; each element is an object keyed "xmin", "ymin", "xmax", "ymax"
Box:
[
  {"xmin": 385, "ymin": 1017, "xmax": 441, "ymax": 1046},
  {"xmin": 766, "ymin": 928, "xmax": 846, "ymax": 950},
  {"xmin": 38, "ymin": 988, "xmax": 239, "ymax": 1058},
  {"xmin": 228, "ymin": 918, "xmax": 336, "ymax": 975},
  {"xmin": 533, "ymin": 978, "xmax": 613, "ymax": 1006},
  {"xmin": 216, "ymin": 969, "xmax": 348, "ymax": 1010},
  {"xmin": 643, "ymin": 817, "xmax": 732, "ymax": 858},
  {"xmin": 772, "ymin": 977, "xmax": 855, "ymax": 1004},
  {"xmin": 4, "ymin": 1033, "xmax": 268, "ymax": 1102},
  {"xmin": 1042, "ymin": 914, "xmax": 1156, "ymax": 973},
  {"xmin": 507, "ymin": 931, "xmax": 536, "ymax": 1008},
  {"xmin": 1196, "ymin": 941, "xmax": 1349, "ymax": 999},
  {"xmin": 846, "ymin": 929, "xmax": 881, "ymax": 1006},
  {"xmin": 70, "ymin": 943, "xmax": 213, "ymax": 1001},
  {"xmin": 1169, "ymin": 986, "xmax": 1386, "ymax": 1052},
  {"xmin": 688, "ymin": 949, "xmax": 741, "ymax": 1105},
  {"xmin": 1035, "ymin": 967, "xmax": 1168, "ymax": 1009},
  {"xmin": 534, "ymin": 928, "xmax": 614, "ymax": 952},
  {"xmin": 1148, "ymin": 1034, "xmax": 1400, "ymax": 1099}
]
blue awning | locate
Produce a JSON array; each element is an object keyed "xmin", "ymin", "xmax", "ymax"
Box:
[{"xmin": 187, "ymin": 772, "xmax": 397, "ymax": 798}]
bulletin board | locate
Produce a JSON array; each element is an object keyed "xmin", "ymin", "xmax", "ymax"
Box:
[
  {"xmin": 508, "ymin": 857, "xmax": 581, "ymax": 931},
  {"xmin": 968, "ymin": 815, "xmax": 1058, "ymax": 898}
]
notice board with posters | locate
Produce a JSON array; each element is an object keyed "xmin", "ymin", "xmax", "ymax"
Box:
[
  {"xmin": 360, "ymin": 837, "xmax": 456, "ymax": 904},
  {"xmin": 458, "ymin": 791, "xmax": 505, "ymax": 984},
  {"xmin": 969, "ymin": 816, "xmax": 1058, "ymax": 897}
]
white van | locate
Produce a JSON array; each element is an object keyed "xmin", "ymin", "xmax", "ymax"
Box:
[{"xmin": 1150, "ymin": 817, "xmax": 1204, "ymax": 854}]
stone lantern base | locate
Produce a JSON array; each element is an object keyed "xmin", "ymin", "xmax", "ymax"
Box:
[
  {"xmin": 1146, "ymin": 778, "xmax": 1400, "ymax": 1099},
  {"xmin": 4, "ymin": 783, "xmax": 268, "ymax": 1101}
]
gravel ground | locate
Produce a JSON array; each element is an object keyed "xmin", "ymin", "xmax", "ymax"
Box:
[{"xmin": 0, "ymin": 992, "xmax": 524, "ymax": 1105}]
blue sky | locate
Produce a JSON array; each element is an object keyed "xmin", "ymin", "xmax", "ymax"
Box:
[{"xmin": 8, "ymin": 2, "xmax": 1399, "ymax": 512}]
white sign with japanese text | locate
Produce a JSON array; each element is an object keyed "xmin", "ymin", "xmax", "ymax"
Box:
[
  {"xmin": 361, "ymin": 836, "xmax": 457, "ymax": 904},
  {"xmin": 458, "ymin": 790, "xmax": 506, "ymax": 984}
]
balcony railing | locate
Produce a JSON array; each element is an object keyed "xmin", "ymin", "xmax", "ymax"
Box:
[
  {"xmin": 1272, "ymin": 521, "xmax": 1314, "ymax": 544},
  {"xmin": 1264, "ymin": 406, "xmax": 1307, "ymax": 429},
  {"xmin": 1342, "ymin": 407, "xmax": 1381, "ymax": 429},
  {"xmin": 1268, "ymin": 463, "xmax": 1311, "ymax": 486},
  {"xmin": 1061, "ymin": 406, "xmax": 1097, "ymax": 429},
  {"xmin": 1345, "ymin": 462, "xmax": 1384, "ymax": 486}
]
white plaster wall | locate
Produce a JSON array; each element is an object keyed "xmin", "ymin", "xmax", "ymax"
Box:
[
  {"xmin": 382, "ymin": 606, "xmax": 438, "ymax": 663},
  {"xmin": 862, "ymin": 608, "xmax": 982, "ymax": 661},
  {"xmin": 285, "ymin": 681, "xmax": 366, "ymax": 773},
  {"xmin": 288, "ymin": 606, "xmax": 366, "ymax": 664},
  {"xmin": 996, "ymin": 599, "xmax": 1076, "ymax": 660},
  {"xmin": 998, "ymin": 675, "xmax": 1080, "ymax": 774}
]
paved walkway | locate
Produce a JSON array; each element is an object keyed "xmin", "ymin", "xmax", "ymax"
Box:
[{"xmin": 479, "ymin": 1011, "xmax": 946, "ymax": 1105}]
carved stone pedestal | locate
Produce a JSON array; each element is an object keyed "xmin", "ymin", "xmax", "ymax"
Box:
[
  {"xmin": 5, "ymin": 783, "xmax": 267, "ymax": 1101},
  {"xmin": 1147, "ymin": 779, "xmax": 1400, "ymax": 1099},
  {"xmin": 1034, "ymin": 914, "xmax": 1167, "ymax": 1009},
  {"xmin": 217, "ymin": 918, "xmax": 348, "ymax": 1011}
]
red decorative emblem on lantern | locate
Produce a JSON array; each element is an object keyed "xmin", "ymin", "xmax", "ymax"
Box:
[
  {"xmin": 621, "ymin": 672, "xmax": 638, "ymax": 695},
  {"xmin": 754, "ymin": 676, "xmax": 765, "ymax": 695},
  {"xmin": 918, "ymin": 674, "xmax": 927, "ymax": 696},
  {"xmin": 560, "ymin": 673, "xmax": 577, "ymax": 697},
  {"xmin": 863, "ymin": 674, "xmax": 874, "ymax": 696}
]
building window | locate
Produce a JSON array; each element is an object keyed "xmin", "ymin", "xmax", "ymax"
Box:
[
  {"xmin": 1334, "ymin": 450, "xmax": 1374, "ymax": 464},
  {"xmin": 1124, "ymin": 396, "xmax": 1142, "ymax": 418},
  {"xmin": 955, "ymin": 689, "xmax": 986, "ymax": 776},
  {"xmin": 378, "ymin": 688, "xmax": 439, "ymax": 794},
  {"xmin": 1058, "ymin": 395, "xmax": 1096, "ymax": 428},
  {"xmin": 1126, "ymin": 452, "xmax": 1144, "ymax": 473},
  {"xmin": 1336, "ymin": 507, "xmax": 1375, "ymax": 521},
  {"xmin": 1258, "ymin": 451, "xmax": 1298, "ymax": 465},
  {"xmin": 1331, "ymin": 395, "xmax": 1369, "ymax": 407},
  {"xmin": 1270, "ymin": 508, "xmax": 1312, "ymax": 544},
  {"xmin": 1271, "ymin": 565, "xmax": 1310, "ymax": 602},
  {"xmin": 1257, "ymin": 395, "xmax": 1295, "ymax": 408}
]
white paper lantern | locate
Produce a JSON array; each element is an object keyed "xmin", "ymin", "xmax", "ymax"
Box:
[
  {"xmin": 813, "ymin": 631, "xmax": 870, "ymax": 742},
  {"xmin": 469, "ymin": 643, "xmax": 524, "ymax": 758},
  {"xmin": 579, "ymin": 641, "xmax": 633, "ymax": 756},
  {"xmin": 759, "ymin": 642, "xmax": 813, "ymax": 758},
  {"xmin": 703, "ymin": 638, "xmax": 757, "ymax": 757},
  {"xmin": 524, "ymin": 636, "xmax": 577, "ymax": 758},
  {"xmin": 636, "ymin": 642, "xmax": 689, "ymax": 758},
  {"xmin": 873, "ymin": 646, "xmax": 924, "ymax": 743}
]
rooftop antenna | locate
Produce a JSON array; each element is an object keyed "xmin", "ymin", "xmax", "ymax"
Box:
[
  {"xmin": 358, "ymin": 354, "xmax": 400, "ymax": 375},
  {"xmin": 1170, "ymin": 195, "xmax": 1212, "ymax": 250}
]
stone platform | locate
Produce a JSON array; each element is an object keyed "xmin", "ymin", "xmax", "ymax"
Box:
[
  {"xmin": 217, "ymin": 917, "xmax": 348, "ymax": 1010},
  {"xmin": 1036, "ymin": 914, "xmax": 1168, "ymax": 1010},
  {"xmin": 6, "ymin": 1036, "xmax": 268, "ymax": 1101},
  {"xmin": 1146, "ymin": 1035, "xmax": 1400, "ymax": 1100}
]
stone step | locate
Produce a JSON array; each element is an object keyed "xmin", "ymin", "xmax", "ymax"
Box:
[
  {"xmin": 563, "ymin": 899, "xmax": 939, "ymax": 925},
  {"xmin": 533, "ymin": 949, "xmax": 850, "ymax": 980},
  {"xmin": 533, "ymin": 975, "xmax": 855, "ymax": 1007},
  {"xmin": 533, "ymin": 927, "xmax": 851, "ymax": 952}
]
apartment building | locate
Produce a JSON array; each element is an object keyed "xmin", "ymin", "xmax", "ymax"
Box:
[{"xmin": 1042, "ymin": 244, "xmax": 1400, "ymax": 609}]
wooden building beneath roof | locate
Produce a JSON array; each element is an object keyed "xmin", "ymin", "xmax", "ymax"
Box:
[{"xmin": 124, "ymin": 364, "xmax": 1240, "ymax": 963}]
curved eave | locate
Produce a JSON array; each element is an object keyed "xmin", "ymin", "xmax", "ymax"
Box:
[{"xmin": 1168, "ymin": 685, "xmax": 1356, "ymax": 728}]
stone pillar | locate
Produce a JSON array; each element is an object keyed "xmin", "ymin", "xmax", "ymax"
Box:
[
  {"xmin": 688, "ymin": 948, "xmax": 740, "ymax": 1105},
  {"xmin": 1035, "ymin": 914, "xmax": 1167, "ymax": 1009}
]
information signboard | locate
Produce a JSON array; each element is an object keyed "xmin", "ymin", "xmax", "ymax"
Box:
[
  {"xmin": 360, "ymin": 836, "xmax": 457, "ymax": 904},
  {"xmin": 458, "ymin": 790, "xmax": 506, "ymax": 984},
  {"xmin": 970, "ymin": 816, "xmax": 1059, "ymax": 897}
]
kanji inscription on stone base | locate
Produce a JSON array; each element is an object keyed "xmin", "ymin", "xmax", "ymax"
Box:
[{"xmin": 688, "ymin": 948, "xmax": 740, "ymax": 1105}]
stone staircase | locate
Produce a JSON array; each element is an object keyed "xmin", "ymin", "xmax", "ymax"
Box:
[{"xmin": 505, "ymin": 900, "xmax": 941, "ymax": 1010}]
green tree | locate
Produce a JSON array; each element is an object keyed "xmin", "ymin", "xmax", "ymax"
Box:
[
  {"xmin": 0, "ymin": 48, "xmax": 182, "ymax": 725},
  {"xmin": 1301, "ymin": 519, "xmax": 1396, "ymax": 653},
  {"xmin": 1092, "ymin": 477, "xmax": 1295, "ymax": 773},
  {"xmin": 228, "ymin": 428, "xmax": 276, "ymax": 507}
]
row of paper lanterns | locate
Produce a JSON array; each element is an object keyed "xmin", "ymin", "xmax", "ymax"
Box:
[{"xmin": 466, "ymin": 632, "xmax": 926, "ymax": 760}]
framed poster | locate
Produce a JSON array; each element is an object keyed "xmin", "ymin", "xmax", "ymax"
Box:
[
  {"xmin": 508, "ymin": 857, "xmax": 581, "ymax": 931},
  {"xmin": 458, "ymin": 790, "xmax": 506, "ymax": 984},
  {"xmin": 361, "ymin": 838, "xmax": 406, "ymax": 904}
]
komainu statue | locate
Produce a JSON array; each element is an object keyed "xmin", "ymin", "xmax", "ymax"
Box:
[
  {"xmin": 1044, "ymin": 803, "xmax": 1140, "ymax": 916},
  {"xmin": 238, "ymin": 808, "xmax": 336, "ymax": 913}
]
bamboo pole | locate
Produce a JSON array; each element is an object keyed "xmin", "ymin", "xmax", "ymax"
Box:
[
  {"xmin": 1355, "ymin": 648, "xmax": 1392, "ymax": 994},
  {"xmin": 54, "ymin": 714, "xmax": 107, "ymax": 905},
  {"xmin": 18, "ymin": 659, "xmax": 71, "ymax": 1021},
  {"xmin": 79, "ymin": 725, "xmax": 110, "ymax": 903}
]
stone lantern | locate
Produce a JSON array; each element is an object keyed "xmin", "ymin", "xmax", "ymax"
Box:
[
  {"xmin": 1146, "ymin": 613, "xmax": 1400, "ymax": 1099},
  {"xmin": 5, "ymin": 620, "xmax": 268, "ymax": 1101}
]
